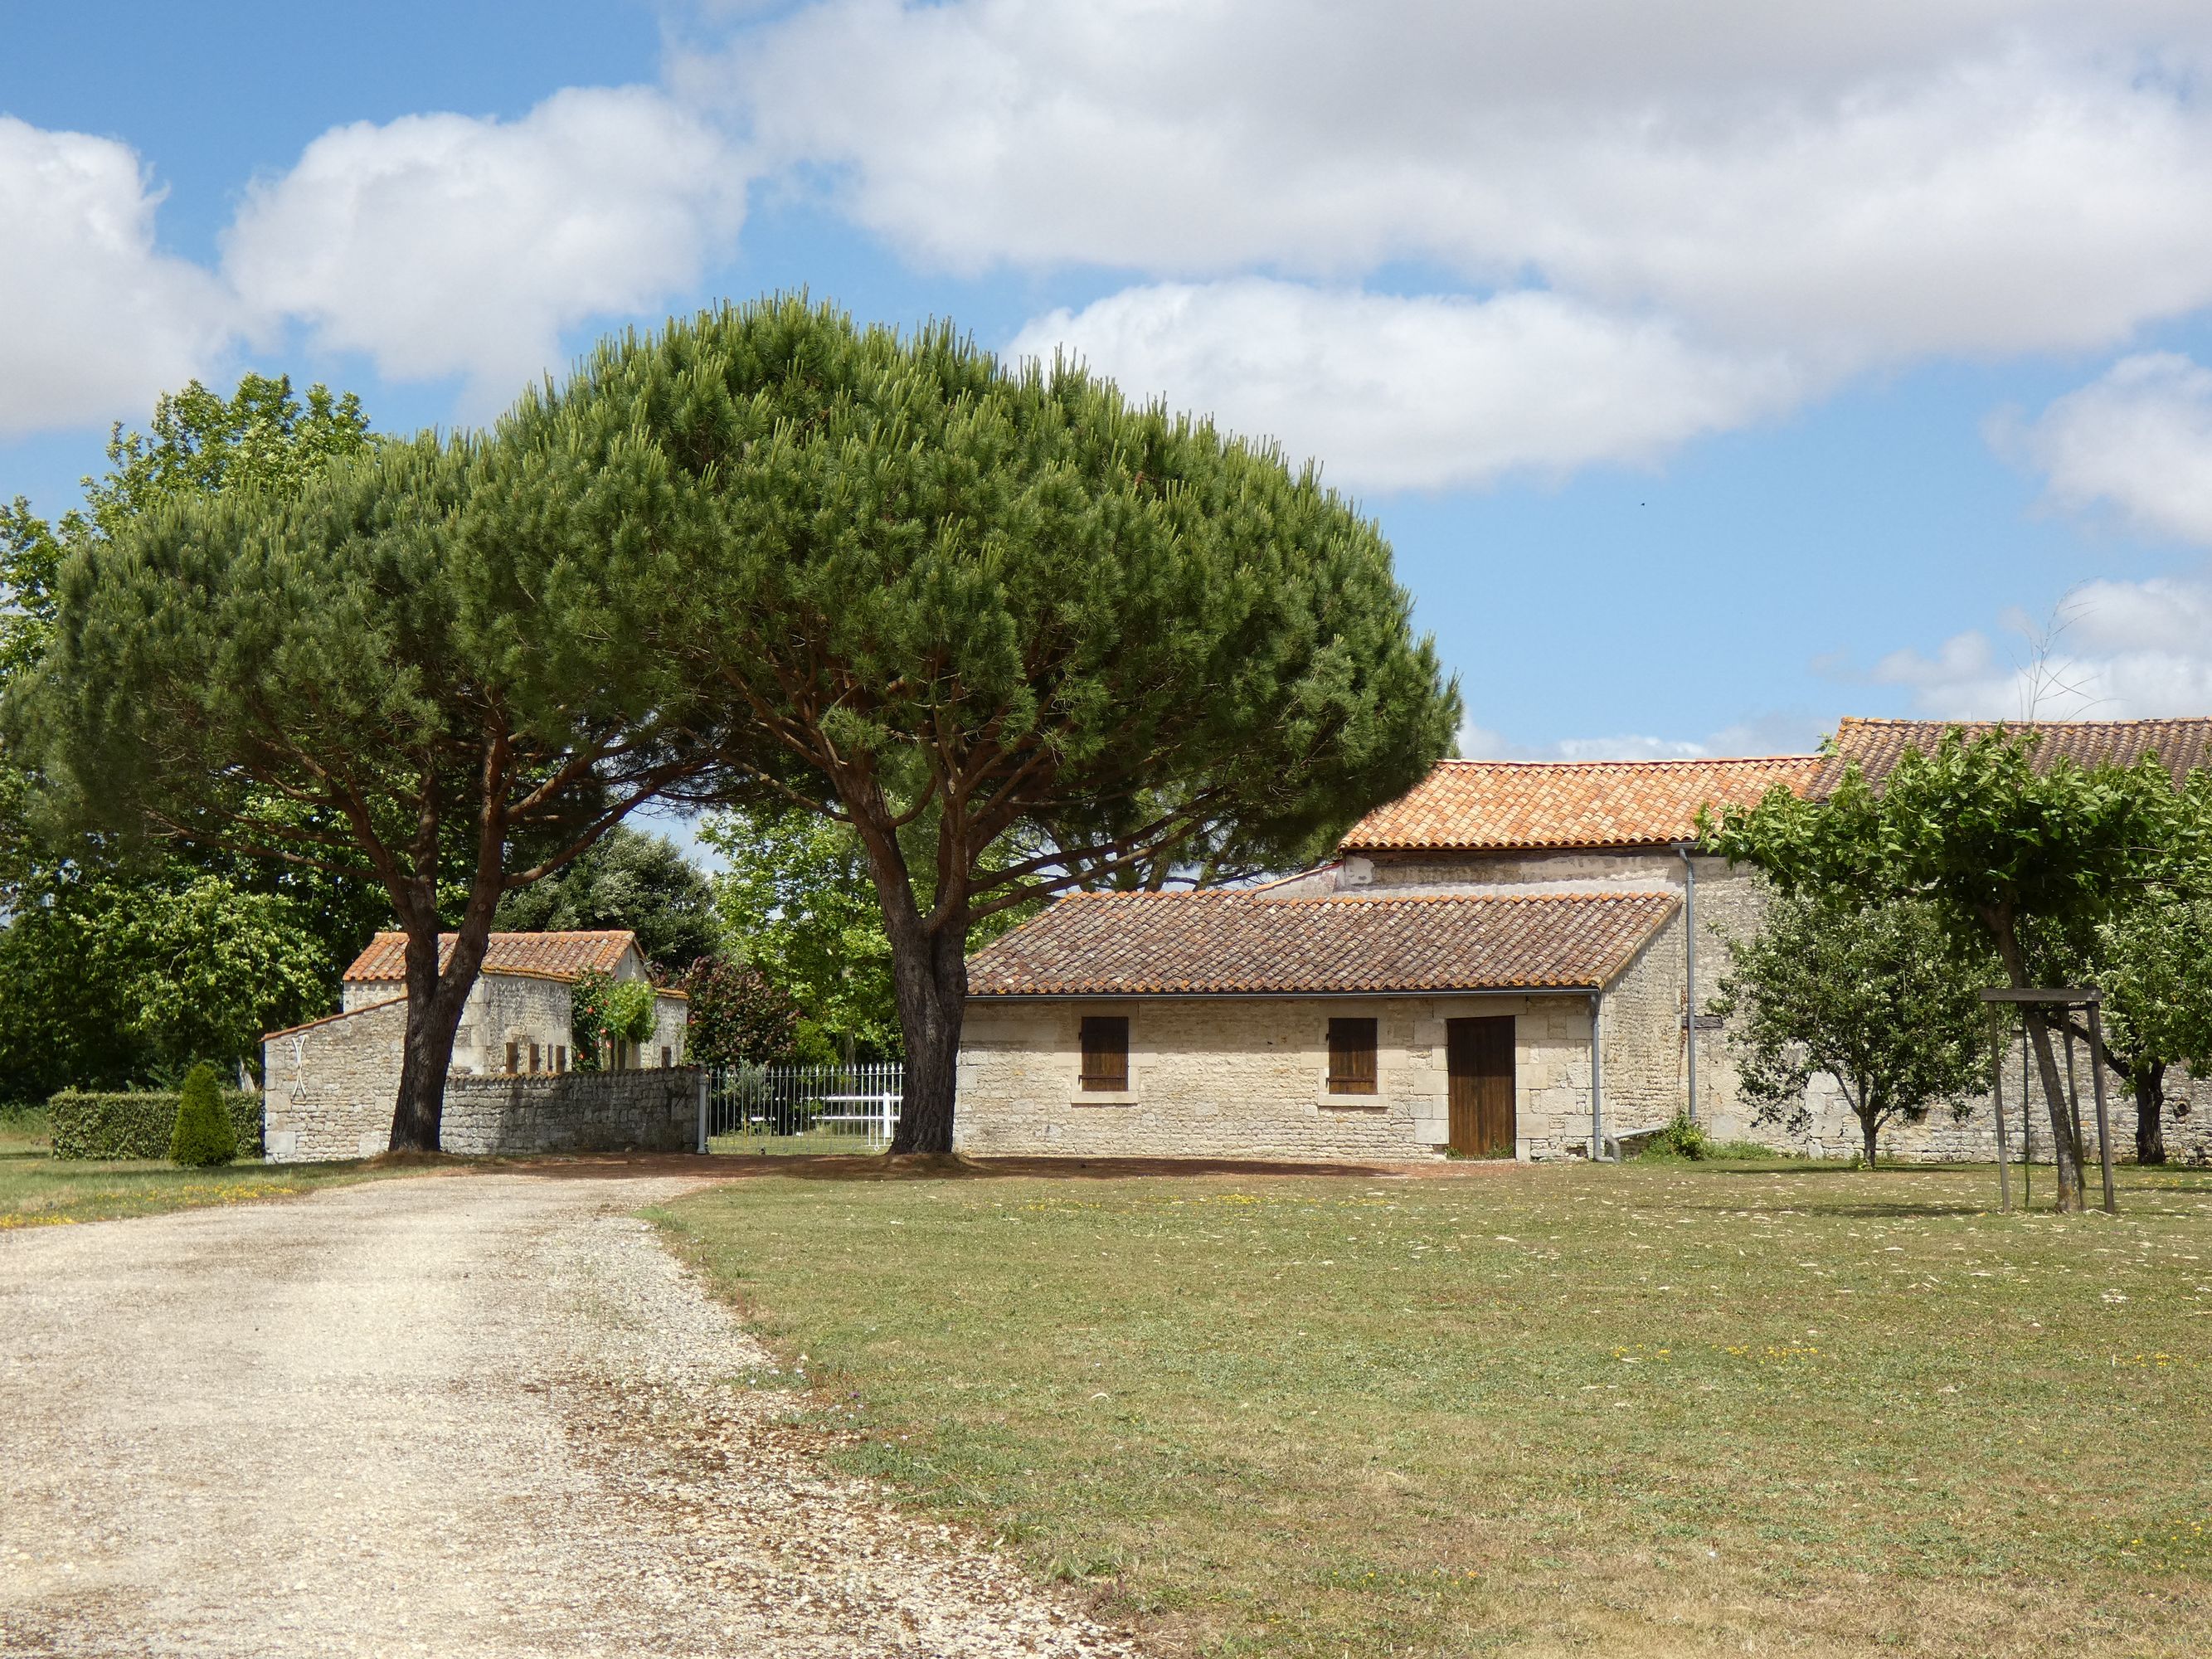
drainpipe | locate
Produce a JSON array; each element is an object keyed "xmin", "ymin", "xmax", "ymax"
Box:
[
  {"xmin": 1589, "ymin": 990, "xmax": 1610, "ymax": 1160},
  {"xmin": 1677, "ymin": 844, "xmax": 1698, "ymax": 1125}
]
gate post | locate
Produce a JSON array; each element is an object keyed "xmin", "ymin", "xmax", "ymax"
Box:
[{"xmin": 696, "ymin": 1068, "xmax": 708, "ymax": 1155}]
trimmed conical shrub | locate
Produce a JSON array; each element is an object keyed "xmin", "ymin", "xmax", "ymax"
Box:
[{"xmin": 168, "ymin": 1063, "xmax": 239, "ymax": 1167}]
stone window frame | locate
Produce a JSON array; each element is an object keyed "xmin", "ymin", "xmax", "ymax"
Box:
[
  {"xmin": 1069, "ymin": 1001, "xmax": 1140, "ymax": 1106},
  {"xmin": 1315, "ymin": 1007, "xmax": 1393, "ymax": 1110}
]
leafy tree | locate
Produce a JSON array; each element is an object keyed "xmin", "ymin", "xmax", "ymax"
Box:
[
  {"xmin": 1707, "ymin": 728, "xmax": 2180, "ymax": 1209},
  {"xmin": 505, "ymin": 297, "xmax": 1459, "ymax": 1151},
  {"xmin": 677, "ymin": 956, "xmax": 803, "ymax": 1068},
  {"xmin": 493, "ymin": 822, "xmax": 718, "ymax": 974},
  {"xmin": 702, "ymin": 807, "xmax": 902, "ymax": 1062},
  {"xmin": 0, "ymin": 377, "xmax": 386, "ymax": 1101},
  {"xmin": 1710, "ymin": 890, "xmax": 1990, "ymax": 1166},
  {"xmin": 569, "ymin": 967, "xmax": 656, "ymax": 1069},
  {"xmin": 20, "ymin": 431, "xmax": 702, "ymax": 1150},
  {"xmin": 2025, "ymin": 888, "xmax": 2212, "ymax": 1166},
  {"xmin": 168, "ymin": 1061, "xmax": 238, "ymax": 1167}
]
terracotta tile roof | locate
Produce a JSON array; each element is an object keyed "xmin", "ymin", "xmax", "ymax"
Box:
[
  {"xmin": 1339, "ymin": 757, "xmax": 1825, "ymax": 853},
  {"xmin": 968, "ymin": 888, "xmax": 1679, "ymax": 997},
  {"xmin": 1814, "ymin": 717, "xmax": 2212, "ymax": 795},
  {"xmin": 343, "ymin": 930, "xmax": 639, "ymax": 984}
]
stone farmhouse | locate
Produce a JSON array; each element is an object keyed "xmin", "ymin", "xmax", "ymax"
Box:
[
  {"xmin": 955, "ymin": 716, "xmax": 2212, "ymax": 1165},
  {"xmin": 262, "ymin": 930, "xmax": 693, "ymax": 1163}
]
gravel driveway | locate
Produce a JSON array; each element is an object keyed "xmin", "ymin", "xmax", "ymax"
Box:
[{"xmin": 0, "ymin": 1171, "xmax": 1140, "ymax": 1657}]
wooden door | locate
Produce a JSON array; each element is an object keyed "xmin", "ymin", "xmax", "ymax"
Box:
[{"xmin": 1447, "ymin": 1016, "xmax": 1515, "ymax": 1157}]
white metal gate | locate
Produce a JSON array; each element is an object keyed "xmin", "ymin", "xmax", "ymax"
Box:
[{"xmin": 703, "ymin": 1062, "xmax": 904, "ymax": 1146}]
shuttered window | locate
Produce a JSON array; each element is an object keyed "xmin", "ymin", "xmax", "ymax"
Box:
[
  {"xmin": 1080, "ymin": 1016, "xmax": 1129, "ymax": 1091},
  {"xmin": 1327, "ymin": 1017, "xmax": 1378, "ymax": 1094},
  {"xmin": 504, "ymin": 1040, "xmax": 520, "ymax": 1075}
]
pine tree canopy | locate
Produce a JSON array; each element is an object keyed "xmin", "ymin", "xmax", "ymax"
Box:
[{"xmin": 492, "ymin": 294, "xmax": 1461, "ymax": 1151}]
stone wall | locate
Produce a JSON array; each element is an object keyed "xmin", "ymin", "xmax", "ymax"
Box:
[
  {"xmin": 264, "ymin": 997, "xmax": 411, "ymax": 1162},
  {"xmin": 955, "ymin": 992, "xmax": 1647, "ymax": 1162},
  {"xmin": 438, "ymin": 1070, "xmax": 701, "ymax": 1157},
  {"xmin": 263, "ymin": 998, "xmax": 704, "ymax": 1163}
]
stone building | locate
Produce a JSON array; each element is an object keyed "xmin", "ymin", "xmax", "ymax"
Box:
[
  {"xmin": 262, "ymin": 929, "xmax": 692, "ymax": 1163},
  {"xmin": 956, "ymin": 717, "xmax": 2212, "ymax": 1164}
]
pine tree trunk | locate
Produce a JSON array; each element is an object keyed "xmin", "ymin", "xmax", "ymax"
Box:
[
  {"xmin": 386, "ymin": 898, "xmax": 499, "ymax": 1153},
  {"xmin": 888, "ymin": 922, "xmax": 967, "ymax": 1155},
  {"xmin": 2135, "ymin": 1063, "xmax": 2167, "ymax": 1166}
]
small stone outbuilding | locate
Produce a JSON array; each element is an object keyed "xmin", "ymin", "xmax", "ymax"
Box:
[{"xmin": 263, "ymin": 930, "xmax": 693, "ymax": 1163}]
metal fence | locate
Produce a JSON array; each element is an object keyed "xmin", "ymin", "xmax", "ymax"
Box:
[{"xmin": 704, "ymin": 1061, "xmax": 905, "ymax": 1145}]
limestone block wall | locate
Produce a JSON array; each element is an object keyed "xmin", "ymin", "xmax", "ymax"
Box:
[
  {"xmin": 454, "ymin": 974, "xmax": 575, "ymax": 1074},
  {"xmin": 264, "ymin": 997, "xmax": 411, "ymax": 1162},
  {"xmin": 438, "ymin": 1070, "xmax": 700, "ymax": 1157},
  {"xmin": 955, "ymin": 993, "xmax": 1612, "ymax": 1162},
  {"xmin": 264, "ymin": 998, "xmax": 703, "ymax": 1162},
  {"xmin": 1343, "ymin": 847, "xmax": 1779, "ymax": 1140},
  {"xmin": 1741, "ymin": 1046, "xmax": 2212, "ymax": 1165}
]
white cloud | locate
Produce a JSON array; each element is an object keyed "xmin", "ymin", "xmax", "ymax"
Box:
[
  {"xmin": 696, "ymin": 2, "xmax": 2212, "ymax": 367},
  {"xmin": 2005, "ymin": 353, "xmax": 2212, "ymax": 546},
  {"xmin": 1871, "ymin": 578, "xmax": 2212, "ymax": 718},
  {"xmin": 223, "ymin": 87, "xmax": 749, "ymax": 406},
  {"xmin": 0, "ymin": 117, "xmax": 236, "ymax": 440},
  {"xmin": 1456, "ymin": 713, "xmax": 1826, "ymax": 761},
  {"xmin": 1008, "ymin": 281, "xmax": 1798, "ymax": 491}
]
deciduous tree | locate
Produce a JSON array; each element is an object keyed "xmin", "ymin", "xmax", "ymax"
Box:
[
  {"xmin": 1707, "ymin": 729, "xmax": 2180, "ymax": 1209},
  {"xmin": 493, "ymin": 822, "xmax": 718, "ymax": 974},
  {"xmin": 1710, "ymin": 890, "xmax": 1989, "ymax": 1165}
]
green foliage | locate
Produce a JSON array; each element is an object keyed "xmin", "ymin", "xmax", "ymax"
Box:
[
  {"xmin": 46, "ymin": 1086, "xmax": 260, "ymax": 1161},
  {"xmin": 1703, "ymin": 729, "xmax": 2178, "ymax": 961},
  {"xmin": 0, "ymin": 376, "xmax": 387, "ymax": 1100},
  {"xmin": 1640, "ymin": 1112, "xmax": 1709, "ymax": 1161},
  {"xmin": 568, "ymin": 969, "xmax": 657, "ymax": 1069},
  {"xmin": 19, "ymin": 400, "xmax": 701, "ymax": 1147},
  {"xmin": 1710, "ymin": 890, "xmax": 1991, "ymax": 1165},
  {"xmin": 570, "ymin": 968, "xmax": 615, "ymax": 1071},
  {"xmin": 2, "ymin": 375, "xmax": 376, "ymax": 682},
  {"xmin": 678, "ymin": 956, "xmax": 802, "ymax": 1068},
  {"xmin": 702, "ymin": 807, "xmax": 902, "ymax": 1060},
  {"xmin": 493, "ymin": 823, "xmax": 718, "ymax": 973},
  {"xmin": 168, "ymin": 1063, "xmax": 239, "ymax": 1166}
]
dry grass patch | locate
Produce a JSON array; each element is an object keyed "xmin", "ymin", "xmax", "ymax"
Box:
[{"xmin": 658, "ymin": 1160, "xmax": 2212, "ymax": 1657}]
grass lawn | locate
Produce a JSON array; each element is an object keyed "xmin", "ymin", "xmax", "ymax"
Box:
[
  {"xmin": 657, "ymin": 1158, "xmax": 2212, "ymax": 1657},
  {"xmin": 0, "ymin": 1107, "xmax": 385, "ymax": 1228}
]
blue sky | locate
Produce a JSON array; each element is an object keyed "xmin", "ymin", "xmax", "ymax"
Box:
[{"xmin": 10, "ymin": 2, "xmax": 2212, "ymax": 770}]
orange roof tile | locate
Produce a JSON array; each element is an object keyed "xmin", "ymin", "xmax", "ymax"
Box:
[
  {"xmin": 343, "ymin": 930, "xmax": 640, "ymax": 984},
  {"xmin": 1339, "ymin": 757, "xmax": 1824, "ymax": 853},
  {"xmin": 968, "ymin": 888, "xmax": 1678, "ymax": 997},
  {"xmin": 1813, "ymin": 716, "xmax": 2212, "ymax": 795}
]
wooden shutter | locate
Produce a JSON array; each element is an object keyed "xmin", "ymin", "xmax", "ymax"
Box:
[
  {"xmin": 528, "ymin": 1042, "xmax": 541, "ymax": 1074},
  {"xmin": 1080, "ymin": 1016, "xmax": 1130, "ymax": 1091},
  {"xmin": 1328, "ymin": 1017, "xmax": 1378, "ymax": 1094},
  {"xmin": 504, "ymin": 1040, "xmax": 519, "ymax": 1075}
]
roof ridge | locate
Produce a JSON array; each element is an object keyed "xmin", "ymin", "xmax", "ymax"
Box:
[
  {"xmin": 1253, "ymin": 888, "xmax": 1674, "ymax": 907},
  {"xmin": 1430, "ymin": 755, "xmax": 1821, "ymax": 769},
  {"xmin": 1836, "ymin": 715, "xmax": 2212, "ymax": 730}
]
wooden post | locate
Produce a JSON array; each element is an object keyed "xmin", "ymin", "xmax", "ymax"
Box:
[
  {"xmin": 2088, "ymin": 1003, "xmax": 2118, "ymax": 1215},
  {"xmin": 2020, "ymin": 1026, "xmax": 2032, "ymax": 1209},
  {"xmin": 1991, "ymin": 1005, "xmax": 2010, "ymax": 1213}
]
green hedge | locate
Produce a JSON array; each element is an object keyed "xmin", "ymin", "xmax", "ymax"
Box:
[{"xmin": 47, "ymin": 1088, "xmax": 264, "ymax": 1161}]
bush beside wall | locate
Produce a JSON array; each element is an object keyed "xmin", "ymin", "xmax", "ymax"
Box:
[{"xmin": 48, "ymin": 1088, "xmax": 264, "ymax": 1160}]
